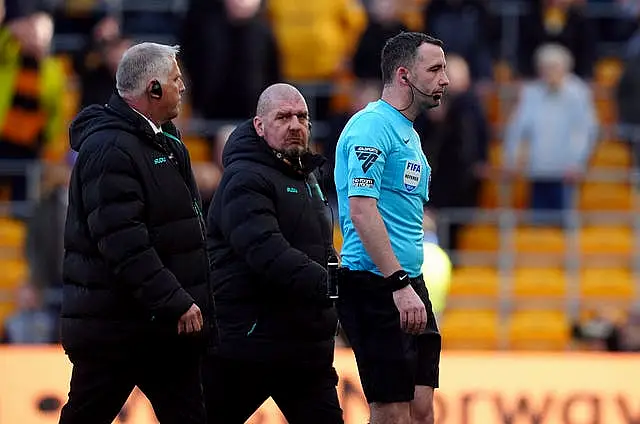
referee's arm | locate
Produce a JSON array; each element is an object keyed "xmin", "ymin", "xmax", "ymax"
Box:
[
  {"xmin": 350, "ymin": 196, "xmax": 402, "ymax": 277},
  {"xmin": 342, "ymin": 121, "xmax": 427, "ymax": 333}
]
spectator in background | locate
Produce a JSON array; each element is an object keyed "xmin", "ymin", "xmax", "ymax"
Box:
[
  {"xmin": 121, "ymin": 0, "xmax": 176, "ymax": 41},
  {"xmin": 181, "ymin": 0, "xmax": 280, "ymax": 122},
  {"xmin": 49, "ymin": 0, "xmax": 113, "ymax": 44},
  {"xmin": 0, "ymin": 11, "xmax": 65, "ymax": 212},
  {"xmin": 423, "ymin": 0, "xmax": 494, "ymax": 82},
  {"xmin": 1, "ymin": 283, "xmax": 57, "ymax": 344},
  {"xmin": 353, "ymin": 0, "xmax": 407, "ymax": 82},
  {"xmin": 266, "ymin": 0, "xmax": 366, "ymax": 121},
  {"xmin": 572, "ymin": 304, "xmax": 640, "ymax": 352},
  {"xmin": 25, "ymin": 152, "xmax": 76, "ymax": 294},
  {"xmin": 415, "ymin": 54, "xmax": 489, "ymax": 252},
  {"xmin": 73, "ymin": 16, "xmax": 132, "ymax": 108},
  {"xmin": 616, "ymin": 21, "xmax": 640, "ymax": 172},
  {"xmin": 503, "ymin": 43, "xmax": 597, "ymax": 220},
  {"xmin": 518, "ymin": 0, "xmax": 595, "ymax": 79}
]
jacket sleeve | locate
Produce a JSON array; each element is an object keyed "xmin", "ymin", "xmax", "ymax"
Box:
[
  {"xmin": 85, "ymin": 144, "xmax": 195, "ymax": 321},
  {"xmin": 218, "ymin": 170, "xmax": 327, "ymax": 303}
]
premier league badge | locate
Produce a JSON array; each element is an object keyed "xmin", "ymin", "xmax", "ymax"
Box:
[{"xmin": 403, "ymin": 160, "xmax": 422, "ymax": 192}]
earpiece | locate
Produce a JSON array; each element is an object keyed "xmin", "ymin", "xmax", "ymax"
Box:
[
  {"xmin": 150, "ymin": 80, "xmax": 163, "ymax": 99},
  {"xmin": 403, "ymin": 75, "xmax": 436, "ymax": 99}
]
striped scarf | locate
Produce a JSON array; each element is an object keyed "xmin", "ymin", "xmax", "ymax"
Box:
[{"xmin": 0, "ymin": 53, "xmax": 46, "ymax": 152}]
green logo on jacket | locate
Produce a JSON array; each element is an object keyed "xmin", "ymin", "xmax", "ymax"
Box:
[
  {"xmin": 154, "ymin": 157, "xmax": 167, "ymax": 165},
  {"xmin": 286, "ymin": 187, "xmax": 298, "ymax": 193}
]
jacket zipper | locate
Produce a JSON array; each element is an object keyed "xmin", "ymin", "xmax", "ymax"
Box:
[
  {"xmin": 157, "ymin": 134, "xmax": 214, "ymax": 345},
  {"xmin": 192, "ymin": 199, "xmax": 206, "ymax": 242}
]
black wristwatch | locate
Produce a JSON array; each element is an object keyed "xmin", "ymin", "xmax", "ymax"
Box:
[{"xmin": 386, "ymin": 270, "xmax": 410, "ymax": 292}]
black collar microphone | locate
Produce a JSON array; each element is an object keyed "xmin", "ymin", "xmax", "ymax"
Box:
[{"xmin": 403, "ymin": 76, "xmax": 442, "ymax": 101}]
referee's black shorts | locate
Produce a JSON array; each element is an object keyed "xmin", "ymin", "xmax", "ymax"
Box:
[{"xmin": 337, "ymin": 269, "xmax": 441, "ymax": 404}]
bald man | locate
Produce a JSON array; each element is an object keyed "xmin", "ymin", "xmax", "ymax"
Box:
[{"xmin": 203, "ymin": 84, "xmax": 343, "ymax": 423}]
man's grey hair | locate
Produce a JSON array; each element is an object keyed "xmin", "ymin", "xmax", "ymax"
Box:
[
  {"xmin": 116, "ymin": 42, "xmax": 180, "ymax": 98},
  {"xmin": 534, "ymin": 43, "xmax": 574, "ymax": 72}
]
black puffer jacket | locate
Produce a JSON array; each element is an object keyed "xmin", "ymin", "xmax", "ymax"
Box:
[
  {"xmin": 207, "ymin": 120, "xmax": 337, "ymax": 366},
  {"xmin": 61, "ymin": 94, "xmax": 214, "ymax": 359}
]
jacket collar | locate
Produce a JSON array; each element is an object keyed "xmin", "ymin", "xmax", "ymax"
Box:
[{"xmin": 105, "ymin": 93, "xmax": 182, "ymax": 144}]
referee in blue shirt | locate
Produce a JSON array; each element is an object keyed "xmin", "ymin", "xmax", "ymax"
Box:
[{"xmin": 334, "ymin": 32, "xmax": 449, "ymax": 424}]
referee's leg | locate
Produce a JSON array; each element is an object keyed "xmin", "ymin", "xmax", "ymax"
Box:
[
  {"xmin": 58, "ymin": 358, "xmax": 135, "ymax": 424},
  {"xmin": 410, "ymin": 278, "xmax": 441, "ymax": 424}
]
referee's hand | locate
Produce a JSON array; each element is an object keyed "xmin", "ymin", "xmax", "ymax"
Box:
[
  {"xmin": 392, "ymin": 285, "xmax": 427, "ymax": 335},
  {"xmin": 177, "ymin": 303, "xmax": 203, "ymax": 335}
]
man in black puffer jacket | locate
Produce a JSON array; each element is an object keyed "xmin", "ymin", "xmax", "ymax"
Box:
[
  {"xmin": 59, "ymin": 42, "xmax": 212, "ymax": 424},
  {"xmin": 203, "ymin": 83, "xmax": 342, "ymax": 423}
]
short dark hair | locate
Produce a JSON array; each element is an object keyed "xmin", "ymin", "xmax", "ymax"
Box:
[{"xmin": 381, "ymin": 32, "xmax": 443, "ymax": 85}]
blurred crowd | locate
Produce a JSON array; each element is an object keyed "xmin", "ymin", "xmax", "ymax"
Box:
[{"xmin": 1, "ymin": 0, "xmax": 640, "ymax": 351}]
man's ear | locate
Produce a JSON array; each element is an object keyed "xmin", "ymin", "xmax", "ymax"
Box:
[{"xmin": 253, "ymin": 116, "xmax": 264, "ymax": 137}]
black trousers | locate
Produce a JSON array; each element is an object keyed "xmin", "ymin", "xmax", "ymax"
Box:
[
  {"xmin": 59, "ymin": 350, "xmax": 206, "ymax": 424},
  {"xmin": 203, "ymin": 355, "xmax": 344, "ymax": 424}
]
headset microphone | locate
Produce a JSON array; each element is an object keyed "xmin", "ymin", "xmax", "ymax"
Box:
[{"xmin": 403, "ymin": 76, "xmax": 441, "ymax": 101}]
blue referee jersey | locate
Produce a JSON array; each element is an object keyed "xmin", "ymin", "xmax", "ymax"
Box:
[{"xmin": 334, "ymin": 100, "xmax": 431, "ymax": 278}]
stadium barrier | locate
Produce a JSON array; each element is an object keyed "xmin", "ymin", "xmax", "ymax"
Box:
[{"xmin": 1, "ymin": 347, "xmax": 639, "ymax": 423}]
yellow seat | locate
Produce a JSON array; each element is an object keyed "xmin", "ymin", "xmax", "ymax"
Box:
[
  {"xmin": 514, "ymin": 227, "xmax": 565, "ymax": 254},
  {"xmin": 578, "ymin": 183, "xmax": 632, "ymax": 211},
  {"xmin": 0, "ymin": 218, "xmax": 26, "ymax": 248},
  {"xmin": 449, "ymin": 267, "xmax": 499, "ymax": 297},
  {"xmin": 440, "ymin": 309, "xmax": 500, "ymax": 350},
  {"xmin": 457, "ymin": 225, "xmax": 499, "ymax": 251},
  {"xmin": 580, "ymin": 268, "xmax": 635, "ymax": 299},
  {"xmin": 579, "ymin": 226, "xmax": 633, "ymax": 256},
  {"xmin": 478, "ymin": 178, "xmax": 529, "ymax": 209},
  {"xmin": 589, "ymin": 139, "xmax": 631, "ymax": 169},
  {"xmin": 508, "ymin": 309, "xmax": 570, "ymax": 350},
  {"xmin": 0, "ymin": 259, "xmax": 28, "ymax": 289},
  {"xmin": 512, "ymin": 268, "xmax": 567, "ymax": 297}
]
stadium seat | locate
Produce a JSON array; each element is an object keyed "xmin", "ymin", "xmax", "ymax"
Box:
[
  {"xmin": 580, "ymin": 268, "xmax": 635, "ymax": 299},
  {"xmin": 479, "ymin": 180, "xmax": 530, "ymax": 209},
  {"xmin": 448, "ymin": 267, "xmax": 499, "ymax": 297},
  {"xmin": 457, "ymin": 225, "xmax": 499, "ymax": 251},
  {"xmin": 578, "ymin": 182, "xmax": 633, "ymax": 211},
  {"xmin": 507, "ymin": 309, "xmax": 570, "ymax": 350},
  {"xmin": 589, "ymin": 139, "xmax": 631, "ymax": 169},
  {"xmin": 0, "ymin": 218, "xmax": 26, "ymax": 249},
  {"xmin": 512, "ymin": 267, "xmax": 567, "ymax": 298},
  {"xmin": 0, "ymin": 259, "xmax": 28, "ymax": 289},
  {"xmin": 514, "ymin": 227, "xmax": 566, "ymax": 254},
  {"xmin": 579, "ymin": 226, "xmax": 633, "ymax": 256},
  {"xmin": 440, "ymin": 308, "xmax": 500, "ymax": 350}
]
